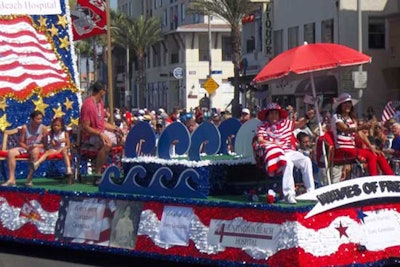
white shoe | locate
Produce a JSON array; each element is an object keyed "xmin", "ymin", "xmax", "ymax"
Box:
[
  {"xmin": 285, "ymin": 194, "xmax": 297, "ymax": 204},
  {"xmin": 30, "ymin": 161, "xmax": 39, "ymax": 171}
]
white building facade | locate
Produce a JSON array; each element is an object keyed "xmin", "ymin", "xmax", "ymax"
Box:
[
  {"xmin": 118, "ymin": 0, "xmax": 236, "ymax": 113},
  {"xmin": 117, "ymin": 0, "xmax": 400, "ymax": 115},
  {"xmin": 242, "ymin": 0, "xmax": 400, "ymax": 116}
]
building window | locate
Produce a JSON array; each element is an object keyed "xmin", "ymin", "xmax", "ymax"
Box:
[
  {"xmin": 152, "ymin": 44, "xmax": 161, "ymax": 67},
  {"xmin": 169, "ymin": 6, "xmax": 178, "ymax": 30},
  {"xmin": 171, "ymin": 53, "xmax": 179, "ymax": 64},
  {"xmin": 222, "ymin": 36, "xmax": 232, "ymax": 61},
  {"xmin": 369, "ymin": 17, "xmax": 385, "ymax": 49},
  {"xmin": 181, "ymin": 3, "xmax": 185, "ymax": 21},
  {"xmin": 198, "ymin": 34, "xmax": 209, "ymax": 61},
  {"xmin": 273, "ymin": 30, "xmax": 283, "ymax": 57},
  {"xmin": 304, "ymin": 22, "xmax": 315, "ymax": 44},
  {"xmin": 163, "ymin": 48, "xmax": 167, "ymax": 66},
  {"xmin": 192, "ymin": 14, "xmax": 200, "ymax": 24},
  {"xmin": 321, "ymin": 19, "xmax": 334, "ymax": 43},
  {"xmin": 288, "ymin": 26, "xmax": 298, "ymax": 49},
  {"xmin": 246, "ymin": 37, "xmax": 255, "ymax": 53},
  {"xmin": 163, "ymin": 9, "xmax": 167, "ymax": 28},
  {"xmin": 128, "ymin": 2, "xmax": 132, "ymax": 16}
]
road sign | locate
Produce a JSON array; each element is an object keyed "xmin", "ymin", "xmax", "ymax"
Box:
[
  {"xmin": 353, "ymin": 71, "xmax": 367, "ymax": 89},
  {"xmin": 173, "ymin": 67, "xmax": 184, "ymax": 79},
  {"xmin": 203, "ymin": 77, "xmax": 219, "ymax": 95}
]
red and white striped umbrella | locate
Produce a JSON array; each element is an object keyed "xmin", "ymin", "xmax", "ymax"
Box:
[{"xmin": 253, "ymin": 42, "xmax": 371, "ymax": 84}]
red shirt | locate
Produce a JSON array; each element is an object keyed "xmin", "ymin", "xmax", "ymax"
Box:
[{"xmin": 80, "ymin": 96, "xmax": 105, "ymax": 140}]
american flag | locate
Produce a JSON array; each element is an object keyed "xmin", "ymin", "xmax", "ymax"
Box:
[
  {"xmin": 382, "ymin": 101, "xmax": 397, "ymax": 122},
  {"xmin": 0, "ymin": 17, "xmax": 71, "ymax": 98},
  {"xmin": 0, "ymin": 197, "xmax": 58, "ymax": 234}
]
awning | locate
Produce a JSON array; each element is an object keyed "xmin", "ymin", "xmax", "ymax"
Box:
[{"xmin": 294, "ymin": 75, "xmax": 338, "ymax": 96}]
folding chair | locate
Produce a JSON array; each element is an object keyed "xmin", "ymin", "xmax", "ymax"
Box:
[
  {"xmin": 74, "ymin": 126, "xmax": 123, "ymax": 184},
  {"xmin": 316, "ymin": 131, "xmax": 367, "ymax": 184}
]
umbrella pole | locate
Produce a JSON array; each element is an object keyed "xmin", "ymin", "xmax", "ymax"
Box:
[{"xmin": 310, "ymin": 73, "xmax": 332, "ymax": 185}]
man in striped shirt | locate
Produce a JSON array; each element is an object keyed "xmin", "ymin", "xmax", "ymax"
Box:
[{"xmin": 255, "ymin": 103, "xmax": 315, "ymax": 204}]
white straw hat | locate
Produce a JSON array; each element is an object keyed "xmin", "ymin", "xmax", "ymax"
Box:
[{"xmin": 332, "ymin": 93, "xmax": 359, "ymax": 110}]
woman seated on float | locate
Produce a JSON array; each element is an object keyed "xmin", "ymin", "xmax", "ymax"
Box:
[
  {"xmin": 2, "ymin": 110, "xmax": 47, "ymax": 187},
  {"xmin": 331, "ymin": 93, "xmax": 393, "ymax": 176}
]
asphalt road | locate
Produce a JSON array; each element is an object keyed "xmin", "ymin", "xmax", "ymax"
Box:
[
  {"xmin": 1, "ymin": 240, "xmax": 399, "ymax": 267},
  {"xmin": 0, "ymin": 240, "xmax": 208, "ymax": 267}
]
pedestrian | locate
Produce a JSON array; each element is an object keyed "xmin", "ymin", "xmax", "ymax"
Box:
[{"xmin": 240, "ymin": 108, "xmax": 251, "ymax": 124}]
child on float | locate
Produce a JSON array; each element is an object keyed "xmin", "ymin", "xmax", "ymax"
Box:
[{"xmin": 31, "ymin": 117, "xmax": 73, "ymax": 184}]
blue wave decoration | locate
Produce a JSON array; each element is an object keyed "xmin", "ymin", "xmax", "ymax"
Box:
[
  {"xmin": 99, "ymin": 164, "xmax": 208, "ymax": 199},
  {"xmin": 218, "ymin": 118, "xmax": 242, "ymax": 155},
  {"xmin": 157, "ymin": 122, "xmax": 190, "ymax": 159},
  {"xmin": 102, "ymin": 115, "xmax": 253, "ymax": 199},
  {"xmin": 124, "ymin": 118, "xmax": 245, "ymax": 162},
  {"xmin": 188, "ymin": 121, "xmax": 221, "ymax": 161},
  {"xmin": 124, "ymin": 121, "xmax": 156, "ymax": 158}
]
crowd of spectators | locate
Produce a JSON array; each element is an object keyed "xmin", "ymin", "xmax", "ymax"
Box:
[
  {"xmin": 109, "ymin": 105, "xmax": 257, "ymax": 140},
  {"xmin": 5, "ymin": 80, "xmax": 400, "ymax": 192},
  {"xmin": 108, "ymin": 92, "xmax": 400, "ymax": 192}
]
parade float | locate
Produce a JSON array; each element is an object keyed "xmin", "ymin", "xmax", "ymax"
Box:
[
  {"xmin": 1, "ymin": 1, "xmax": 400, "ymax": 266},
  {"xmin": 2, "ymin": 117, "xmax": 400, "ymax": 267}
]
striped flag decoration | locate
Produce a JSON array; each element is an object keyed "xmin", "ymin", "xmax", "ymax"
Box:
[
  {"xmin": 382, "ymin": 101, "xmax": 396, "ymax": 122},
  {"xmin": 55, "ymin": 197, "xmax": 115, "ymax": 246},
  {"xmin": 0, "ymin": 17, "xmax": 70, "ymax": 98},
  {"xmin": 71, "ymin": 0, "xmax": 107, "ymax": 40}
]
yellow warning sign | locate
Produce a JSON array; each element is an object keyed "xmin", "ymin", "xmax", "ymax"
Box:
[{"xmin": 203, "ymin": 77, "xmax": 219, "ymax": 95}]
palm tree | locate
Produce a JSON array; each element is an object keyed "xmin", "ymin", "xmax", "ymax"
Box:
[
  {"xmin": 188, "ymin": 0, "xmax": 257, "ymax": 117},
  {"xmin": 112, "ymin": 14, "xmax": 163, "ymax": 108}
]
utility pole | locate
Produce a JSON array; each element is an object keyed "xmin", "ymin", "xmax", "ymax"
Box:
[
  {"xmin": 106, "ymin": 0, "xmax": 114, "ymax": 123},
  {"xmin": 208, "ymin": 14, "xmax": 212, "ymax": 111},
  {"xmin": 126, "ymin": 46, "xmax": 130, "ymax": 108},
  {"xmin": 357, "ymin": 0, "xmax": 363, "ymax": 116}
]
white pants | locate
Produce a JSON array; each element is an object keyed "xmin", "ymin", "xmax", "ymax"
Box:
[{"xmin": 282, "ymin": 150, "xmax": 315, "ymax": 197}]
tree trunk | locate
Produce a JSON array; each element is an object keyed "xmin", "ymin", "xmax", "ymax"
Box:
[
  {"xmin": 86, "ymin": 57, "xmax": 90, "ymax": 90},
  {"xmin": 92, "ymin": 38, "xmax": 97, "ymax": 81},
  {"xmin": 231, "ymin": 24, "xmax": 242, "ymax": 118},
  {"xmin": 137, "ymin": 53, "xmax": 146, "ymax": 108}
]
